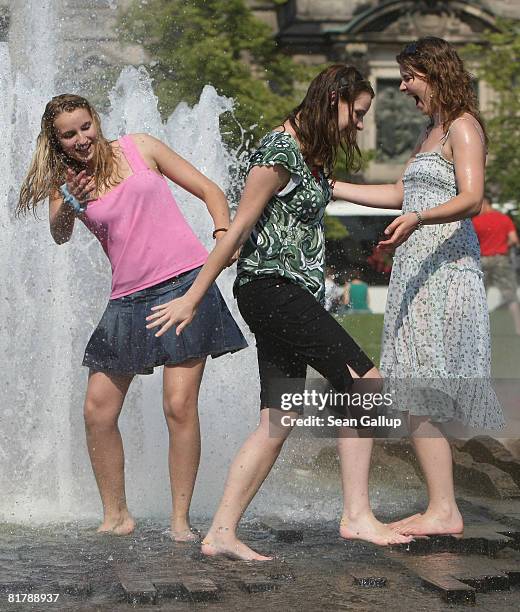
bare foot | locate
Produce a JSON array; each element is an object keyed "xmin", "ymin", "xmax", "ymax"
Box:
[
  {"xmin": 201, "ymin": 535, "xmax": 272, "ymax": 561},
  {"xmin": 387, "ymin": 513, "xmax": 423, "ymax": 529},
  {"xmin": 340, "ymin": 515, "xmax": 414, "ymax": 546},
  {"xmin": 170, "ymin": 528, "xmax": 200, "ymax": 543},
  {"xmin": 393, "ymin": 509, "xmax": 463, "ymax": 536},
  {"xmin": 97, "ymin": 511, "xmax": 135, "ymax": 536}
]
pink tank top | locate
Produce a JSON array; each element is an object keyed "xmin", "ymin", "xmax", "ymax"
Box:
[{"xmin": 80, "ymin": 135, "xmax": 208, "ymax": 299}]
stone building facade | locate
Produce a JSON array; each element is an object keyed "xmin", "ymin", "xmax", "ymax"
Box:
[
  {"xmin": 2, "ymin": 0, "xmax": 519, "ymax": 180},
  {"xmin": 249, "ymin": 0, "xmax": 520, "ymax": 180}
]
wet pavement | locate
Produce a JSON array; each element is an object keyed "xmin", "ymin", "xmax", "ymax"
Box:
[{"xmin": 1, "ymin": 494, "xmax": 520, "ymax": 612}]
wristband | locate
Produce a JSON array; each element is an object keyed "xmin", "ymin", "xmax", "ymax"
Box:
[
  {"xmin": 212, "ymin": 227, "xmax": 228, "ymax": 239},
  {"xmin": 411, "ymin": 210, "xmax": 424, "ymax": 228},
  {"xmin": 60, "ymin": 183, "xmax": 87, "ymax": 214}
]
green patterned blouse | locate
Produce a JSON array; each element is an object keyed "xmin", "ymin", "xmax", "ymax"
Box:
[{"xmin": 234, "ymin": 131, "xmax": 332, "ymax": 304}]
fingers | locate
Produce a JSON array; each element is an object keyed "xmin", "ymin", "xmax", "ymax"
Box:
[
  {"xmin": 145, "ymin": 298, "xmax": 194, "ymax": 337},
  {"xmin": 383, "ymin": 218, "xmax": 400, "ymax": 236},
  {"xmin": 154, "ymin": 320, "xmax": 174, "ymax": 338},
  {"xmin": 67, "ymin": 170, "xmax": 95, "ymax": 201},
  {"xmin": 81, "ymin": 179, "xmax": 96, "ymax": 200},
  {"xmin": 145, "ymin": 309, "xmax": 175, "ymax": 335},
  {"xmin": 67, "ymin": 169, "xmax": 85, "ymax": 191},
  {"xmin": 378, "ymin": 220, "xmax": 414, "ymax": 249},
  {"xmin": 378, "ymin": 231, "xmax": 402, "ymax": 248},
  {"xmin": 176, "ymin": 320, "xmax": 189, "ymax": 336},
  {"xmin": 145, "ymin": 310, "xmax": 170, "ymax": 329}
]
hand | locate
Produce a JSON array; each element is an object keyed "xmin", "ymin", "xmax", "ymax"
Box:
[
  {"xmin": 66, "ymin": 168, "xmax": 96, "ymax": 203},
  {"xmin": 146, "ymin": 295, "xmax": 197, "ymax": 337},
  {"xmin": 377, "ymin": 213, "xmax": 420, "ymax": 252}
]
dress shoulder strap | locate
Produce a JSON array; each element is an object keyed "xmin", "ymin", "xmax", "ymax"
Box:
[
  {"xmin": 440, "ymin": 116, "xmax": 485, "ymax": 149},
  {"xmin": 118, "ymin": 135, "xmax": 149, "ymax": 173}
]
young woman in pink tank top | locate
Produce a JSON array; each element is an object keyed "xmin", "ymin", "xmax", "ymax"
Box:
[{"xmin": 18, "ymin": 94, "xmax": 247, "ymax": 539}]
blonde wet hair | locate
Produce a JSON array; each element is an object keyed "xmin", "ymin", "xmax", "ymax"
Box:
[{"xmin": 18, "ymin": 94, "xmax": 121, "ymax": 216}]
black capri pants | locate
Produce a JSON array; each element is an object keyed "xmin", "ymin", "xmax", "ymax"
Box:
[{"xmin": 236, "ymin": 276, "xmax": 374, "ymax": 410}]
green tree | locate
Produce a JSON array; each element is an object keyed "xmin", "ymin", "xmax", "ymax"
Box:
[
  {"xmin": 120, "ymin": 0, "xmax": 314, "ymax": 146},
  {"xmin": 464, "ymin": 19, "xmax": 520, "ymax": 212},
  {"xmin": 324, "ymin": 214, "xmax": 349, "ymax": 241}
]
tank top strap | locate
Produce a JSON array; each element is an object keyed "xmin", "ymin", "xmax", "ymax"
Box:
[
  {"xmin": 118, "ymin": 135, "xmax": 149, "ymax": 173},
  {"xmin": 440, "ymin": 116, "xmax": 485, "ymax": 154}
]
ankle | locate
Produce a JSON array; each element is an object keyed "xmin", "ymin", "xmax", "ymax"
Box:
[
  {"xmin": 103, "ymin": 506, "xmax": 130, "ymax": 521},
  {"xmin": 206, "ymin": 525, "xmax": 235, "ymax": 542},
  {"xmin": 171, "ymin": 511, "xmax": 190, "ymax": 522},
  {"xmin": 426, "ymin": 502, "xmax": 459, "ymax": 518},
  {"xmin": 341, "ymin": 508, "xmax": 373, "ymax": 523}
]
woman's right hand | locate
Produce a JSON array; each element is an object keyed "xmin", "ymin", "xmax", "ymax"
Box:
[
  {"xmin": 146, "ymin": 294, "xmax": 198, "ymax": 337},
  {"xmin": 66, "ymin": 168, "xmax": 96, "ymax": 203}
]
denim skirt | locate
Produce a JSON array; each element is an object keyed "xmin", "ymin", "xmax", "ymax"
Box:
[{"xmin": 83, "ymin": 266, "xmax": 248, "ymax": 375}]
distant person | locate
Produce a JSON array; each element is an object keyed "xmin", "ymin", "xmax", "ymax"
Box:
[
  {"xmin": 324, "ymin": 267, "xmax": 343, "ymax": 312},
  {"xmin": 343, "ymin": 269, "xmax": 371, "ymax": 313},
  {"xmin": 472, "ymin": 196, "xmax": 520, "ymax": 335}
]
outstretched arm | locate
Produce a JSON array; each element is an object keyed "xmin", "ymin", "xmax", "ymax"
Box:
[
  {"xmin": 331, "ymin": 127, "xmax": 431, "ymax": 210},
  {"xmin": 332, "ymin": 179, "xmax": 404, "ymax": 210},
  {"xmin": 146, "ymin": 163, "xmax": 290, "ymax": 336}
]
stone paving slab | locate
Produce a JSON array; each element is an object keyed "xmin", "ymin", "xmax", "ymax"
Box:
[
  {"xmin": 388, "ymin": 522, "xmax": 520, "ymax": 557},
  {"xmin": 420, "ymin": 573, "xmax": 477, "ymax": 604},
  {"xmin": 1, "ymin": 503, "xmax": 520, "ymax": 611},
  {"xmin": 182, "ymin": 577, "xmax": 220, "ymax": 602},
  {"xmin": 387, "ymin": 550, "xmax": 520, "ymax": 604},
  {"xmin": 115, "ymin": 564, "xmax": 157, "ymax": 605}
]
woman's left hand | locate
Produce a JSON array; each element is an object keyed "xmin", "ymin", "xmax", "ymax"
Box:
[
  {"xmin": 377, "ymin": 213, "xmax": 420, "ymax": 252},
  {"xmin": 146, "ymin": 295, "xmax": 197, "ymax": 337}
]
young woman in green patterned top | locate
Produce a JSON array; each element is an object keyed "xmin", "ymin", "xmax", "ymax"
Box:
[{"xmin": 146, "ymin": 65, "xmax": 414, "ymax": 559}]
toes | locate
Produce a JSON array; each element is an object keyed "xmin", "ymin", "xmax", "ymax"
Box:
[{"xmin": 389, "ymin": 537, "xmax": 412, "ymax": 545}]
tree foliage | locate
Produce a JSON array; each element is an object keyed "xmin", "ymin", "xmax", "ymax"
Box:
[
  {"xmin": 464, "ymin": 19, "xmax": 520, "ymax": 211},
  {"xmin": 324, "ymin": 214, "xmax": 349, "ymax": 241},
  {"xmin": 119, "ymin": 0, "xmax": 315, "ymax": 146}
]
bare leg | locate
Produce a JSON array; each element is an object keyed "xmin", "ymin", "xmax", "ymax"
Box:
[
  {"xmin": 162, "ymin": 358, "xmax": 206, "ymax": 542},
  {"xmin": 201, "ymin": 409, "xmax": 295, "ymax": 560},
  {"xmin": 84, "ymin": 370, "xmax": 135, "ymax": 535},
  {"xmin": 390, "ymin": 417, "xmax": 463, "ymax": 536},
  {"xmin": 338, "ymin": 367, "xmax": 413, "ymax": 545},
  {"xmin": 508, "ymin": 301, "xmax": 520, "ymax": 335}
]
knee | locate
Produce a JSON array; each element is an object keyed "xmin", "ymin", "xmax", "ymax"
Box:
[
  {"xmin": 256, "ymin": 411, "xmax": 292, "ymax": 451},
  {"xmin": 163, "ymin": 392, "xmax": 197, "ymax": 425},
  {"xmin": 84, "ymin": 396, "xmax": 119, "ymax": 431}
]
